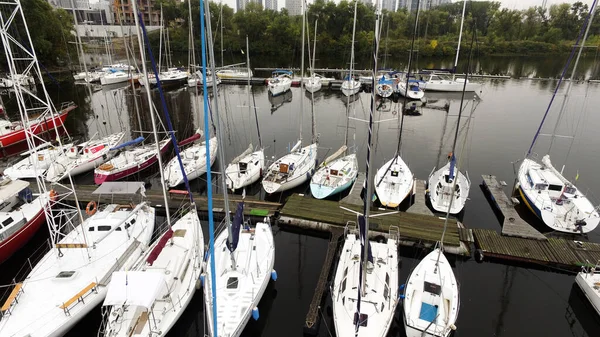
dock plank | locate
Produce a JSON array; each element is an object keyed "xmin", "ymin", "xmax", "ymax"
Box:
[
  {"xmin": 481, "ymin": 175, "xmax": 547, "ymax": 241},
  {"xmin": 473, "ymin": 228, "xmax": 600, "ymax": 270},
  {"xmin": 281, "ymin": 194, "xmax": 461, "ymax": 247},
  {"xmin": 340, "ymin": 172, "xmax": 365, "ymax": 206},
  {"xmin": 408, "ymin": 179, "xmax": 434, "ymax": 216}
]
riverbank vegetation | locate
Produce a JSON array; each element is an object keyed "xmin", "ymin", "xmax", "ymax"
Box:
[{"xmin": 151, "ymin": 0, "xmax": 599, "ymax": 63}]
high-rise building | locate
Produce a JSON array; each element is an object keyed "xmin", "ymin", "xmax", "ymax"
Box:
[
  {"xmin": 48, "ymin": 0, "xmax": 113, "ymax": 24},
  {"xmin": 237, "ymin": 0, "xmax": 263, "ymax": 12},
  {"xmin": 112, "ymin": 0, "xmax": 159, "ymax": 25},
  {"xmin": 381, "ymin": 0, "xmax": 396, "ymax": 11},
  {"xmin": 285, "ymin": 0, "xmax": 302, "ymax": 16},
  {"xmin": 265, "ymin": 0, "xmax": 278, "ymax": 11}
]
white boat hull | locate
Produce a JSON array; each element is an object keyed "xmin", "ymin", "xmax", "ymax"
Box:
[
  {"xmin": 310, "ymin": 154, "xmax": 358, "ymax": 199},
  {"xmin": 204, "ymin": 220, "xmax": 275, "ymax": 337},
  {"xmin": 0, "ymin": 204, "xmax": 156, "ymax": 337},
  {"xmin": 164, "ymin": 137, "xmax": 218, "ymax": 187},
  {"xmin": 341, "ymin": 80, "xmax": 361, "ymax": 96},
  {"xmin": 423, "ymin": 79, "xmax": 479, "ymax": 92},
  {"xmin": 403, "ymin": 248, "xmax": 459, "ymax": 337},
  {"xmin": 374, "ymin": 155, "xmax": 414, "ymax": 208},
  {"xmin": 575, "ymin": 267, "xmax": 600, "ymax": 317},
  {"xmin": 4, "ymin": 143, "xmax": 72, "ymax": 179},
  {"xmin": 332, "ymin": 228, "xmax": 399, "ymax": 337},
  {"xmin": 398, "ymin": 81, "xmax": 425, "ymax": 100},
  {"xmin": 517, "ymin": 156, "xmax": 600, "ymax": 233},
  {"xmin": 262, "ymin": 143, "xmax": 317, "ymax": 194},
  {"xmin": 225, "ymin": 150, "xmax": 265, "ymax": 191},
  {"xmin": 427, "ymin": 162, "xmax": 470, "ymax": 214},
  {"xmin": 268, "ymin": 77, "xmax": 292, "ymax": 96}
]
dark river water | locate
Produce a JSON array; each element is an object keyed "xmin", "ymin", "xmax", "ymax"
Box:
[{"xmin": 1, "ymin": 56, "xmax": 600, "ymax": 337}]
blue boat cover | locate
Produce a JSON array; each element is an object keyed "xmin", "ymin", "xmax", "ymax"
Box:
[
  {"xmin": 449, "ymin": 153, "xmax": 456, "ymax": 181},
  {"xmin": 227, "ymin": 202, "xmax": 244, "ymax": 253},
  {"xmin": 110, "ymin": 136, "xmax": 144, "ymax": 151},
  {"xmin": 419, "ymin": 302, "xmax": 438, "ymax": 322},
  {"xmin": 272, "ymin": 69, "xmax": 293, "ymax": 76}
]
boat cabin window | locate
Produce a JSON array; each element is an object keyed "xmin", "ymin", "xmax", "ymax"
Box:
[
  {"xmin": 383, "ymin": 273, "xmax": 390, "ymax": 300},
  {"xmin": 341, "ymin": 267, "xmax": 348, "ymax": 292},
  {"xmin": 239, "ymin": 162, "xmax": 248, "ymax": 173},
  {"xmin": 226, "ymin": 277, "xmax": 239, "ymax": 289},
  {"xmin": 56, "ymin": 271, "xmax": 75, "ymax": 279},
  {"xmin": 535, "ymin": 183, "xmax": 548, "ymax": 191},
  {"xmin": 424, "ymin": 281, "xmax": 441, "ymax": 295},
  {"xmin": 548, "ymin": 184, "xmax": 563, "ymax": 192},
  {"xmin": 330, "ymin": 169, "xmax": 339, "ymax": 176},
  {"xmin": 391, "ymin": 171, "xmax": 399, "ymax": 177},
  {"xmin": 526, "ymin": 173, "xmax": 534, "ymax": 187},
  {"xmin": 564, "ymin": 186, "xmax": 576, "ymax": 194},
  {"xmin": 2, "ymin": 217, "xmax": 13, "ymax": 227},
  {"xmin": 97, "ymin": 225, "xmax": 112, "ymax": 231}
]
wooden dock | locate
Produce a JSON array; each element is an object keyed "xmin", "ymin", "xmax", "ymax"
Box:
[
  {"xmin": 31, "ymin": 184, "xmax": 281, "ymax": 218},
  {"xmin": 279, "ymin": 194, "xmax": 465, "ymax": 251},
  {"xmin": 408, "ymin": 179, "xmax": 434, "ymax": 216},
  {"xmin": 341, "ymin": 172, "xmax": 366, "ymax": 206},
  {"xmin": 473, "ymin": 229, "xmax": 600, "ymax": 271},
  {"xmin": 481, "ymin": 175, "xmax": 547, "ymax": 241},
  {"xmin": 303, "ymin": 228, "xmax": 342, "ymax": 335}
]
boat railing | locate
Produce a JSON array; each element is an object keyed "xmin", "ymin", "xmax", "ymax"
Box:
[
  {"xmin": 0, "ymin": 238, "xmax": 52, "ymax": 303},
  {"xmin": 59, "ymin": 101, "xmax": 76, "ymax": 112},
  {"xmin": 344, "ymin": 221, "xmax": 357, "ymax": 238}
]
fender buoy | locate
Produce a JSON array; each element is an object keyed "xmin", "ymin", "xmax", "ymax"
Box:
[
  {"xmin": 475, "ymin": 249, "xmax": 484, "ymax": 263},
  {"xmin": 49, "ymin": 189, "xmax": 58, "ymax": 201},
  {"xmin": 86, "ymin": 200, "xmax": 97, "ymax": 216}
]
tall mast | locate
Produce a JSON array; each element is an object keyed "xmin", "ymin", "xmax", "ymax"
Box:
[
  {"xmin": 548, "ymin": 3, "xmax": 596, "ymax": 153},
  {"xmin": 349, "ymin": 1, "xmax": 358, "ymax": 84},
  {"xmin": 357, "ymin": 0, "xmax": 381, "ymax": 325},
  {"xmin": 188, "ymin": 0, "xmax": 196, "ymax": 73},
  {"xmin": 299, "ymin": 0, "xmax": 306, "ymax": 142},
  {"xmin": 204, "ymin": 0, "xmax": 235, "ymax": 269},
  {"xmin": 69, "ymin": 0, "xmax": 85, "ymax": 74},
  {"xmin": 454, "ymin": 0, "xmax": 467, "ymax": 73},
  {"xmin": 220, "ymin": 1, "xmax": 224, "ymax": 68},
  {"xmin": 311, "ymin": 19, "xmax": 318, "ymax": 79},
  {"xmin": 197, "ymin": 0, "xmax": 219, "ymax": 334},
  {"xmin": 526, "ymin": 0, "xmax": 598, "ymax": 158},
  {"xmin": 131, "ymin": 0, "xmax": 173, "ymax": 231},
  {"xmin": 159, "ymin": 5, "xmax": 163, "ymax": 71},
  {"xmin": 246, "ymin": 36, "xmax": 262, "ymax": 149}
]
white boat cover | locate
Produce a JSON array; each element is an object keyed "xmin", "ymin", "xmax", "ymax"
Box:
[
  {"xmin": 231, "ymin": 144, "xmax": 253, "ymax": 164},
  {"xmin": 103, "ymin": 271, "xmax": 167, "ymax": 310},
  {"xmin": 92, "ymin": 181, "xmax": 145, "ymax": 195}
]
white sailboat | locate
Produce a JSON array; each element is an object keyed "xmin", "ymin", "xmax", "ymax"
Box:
[
  {"xmin": 101, "ymin": 5, "xmax": 204, "ymax": 334},
  {"xmin": 304, "ymin": 18, "xmax": 322, "ymax": 93},
  {"xmin": 397, "ymin": 73, "xmax": 426, "ymax": 100},
  {"xmin": 200, "ymin": 1, "xmax": 276, "ymax": 335},
  {"xmin": 4, "ymin": 141, "xmax": 73, "ymax": 179},
  {"xmin": 427, "ymin": 46, "xmax": 477, "ymax": 215},
  {"xmin": 267, "ymin": 70, "xmax": 293, "ymax": 96},
  {"xmin": 164, "ymin": 131, "xmax": 218, "ymax": 187},
  {"xmin": 225, "ymin": 36, "xmax": 265, "ymax": 192},
  {"xmin": 310, "ymin": 36, "xmax": 358, "ymax": 199},
  {"xmin": 262, "ymin": 3, "xmax": 317, "ymax": 194},
  {"xmin": 575, "ymin": 262, "xmax": 600, "ymax": 316},
  {"xmin": 516, "ymin": 6, "xmax": 599, "ymax": 234},
  {"xmin": 341, "ymin": 1, "xmax": 361, "ymax": 97},
  {"xmin": 332, "ymin": 6, "xmax": 399, "ymax": 336},
  {"xmin": 45, "ymin": 132, "xmax": 125, "ymax": 182},
  {"xmin": 420, "ymin": 1, "xmax": 480, "ymax": 93},
  {"xmin": 0, "ymin": 184, "xmax": 156, "ymax": 337},
  {"xmin": 100, "ymin": 70, "xmax": 136, "ymax": 85}
]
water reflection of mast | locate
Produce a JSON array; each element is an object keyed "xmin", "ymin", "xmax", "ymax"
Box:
[{"xmin": 494, "ymin": 265, "xmax": 517, "ymax": 336}]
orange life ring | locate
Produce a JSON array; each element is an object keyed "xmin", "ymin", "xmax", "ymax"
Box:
[
  {"xmin": 49, "ymin": 189, "xmax": 58, "ymax": 201},
  {"xmin": 86, "ymin": 201, "xmax": 97, "ymax": 216}
]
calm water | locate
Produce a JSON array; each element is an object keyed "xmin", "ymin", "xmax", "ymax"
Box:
[{"xmin": 2, "ymin": 68, "xmax": 600, "ymax": 337}]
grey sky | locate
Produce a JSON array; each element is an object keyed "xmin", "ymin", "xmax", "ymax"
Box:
[{"xmin": 215, "ymin": 0, "xmax": 593, "ymax": 12}]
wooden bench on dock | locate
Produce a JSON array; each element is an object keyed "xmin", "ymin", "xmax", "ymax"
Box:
[
  {"xmin": 59, "ymin": 282, "xmax": 98, "ymax": 316},
  {"xmin": 1, "ymin": 283, "xmax": 23, "ymax": 317}
]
